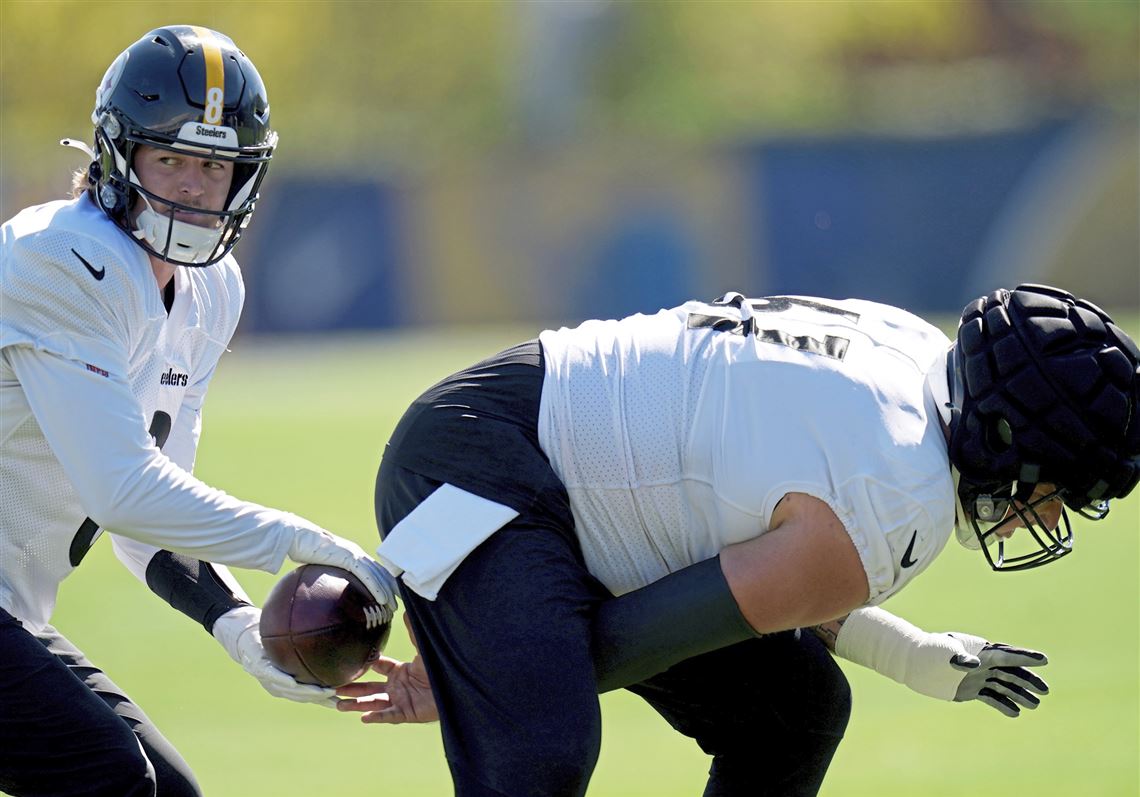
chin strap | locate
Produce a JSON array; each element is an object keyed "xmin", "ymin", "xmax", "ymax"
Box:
[{"xmin": 133, "ymin": 193, "xmax": 224, "ymax": 265}]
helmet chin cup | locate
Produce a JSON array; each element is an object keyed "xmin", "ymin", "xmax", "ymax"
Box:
[
  {"xmin": 134, "ymin": 198, "xmax": 225, "ymax": 266},
  {"xmin": 954, "ymin": 522, "xmax": 984, "ymax": 551},
  {"xmin": 950, "ymin": 467, "xmax": 984, "ymax": 551}
]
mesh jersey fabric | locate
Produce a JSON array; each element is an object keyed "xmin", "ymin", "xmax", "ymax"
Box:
[
  {"xmin": 0, "ymin": 197, "xmax": 291, "ymax": 632},
  {"xmin": 537, "ymin": 295, "xmax": 956, "ymax": 603}
]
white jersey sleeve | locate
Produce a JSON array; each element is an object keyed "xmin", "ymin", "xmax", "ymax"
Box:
[
  {"xmin": 109, "ymin": 349, "xmax": 224, "ymax": 584},
  {"xmin": 5, "ymin": 330, "xmax": 297, "ymax": 566},
  {"xmin": 0, "ymin": 200, "xmax": 146, "ymax": 373},
  {"xmin": 538, "ymin": 294, "xmax": 956, "ymax": 605},
  {"xmin": 0, "ymin": 198, "xmax": 304, "ymax": 632}
]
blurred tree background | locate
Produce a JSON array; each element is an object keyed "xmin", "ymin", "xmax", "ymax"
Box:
[
  {"xmin": 2, "ymin": 0, "xmax": 1137, "ymax": 326},
  {"xmin": 4, "ymin": 1, "xmax": 1135, "ymax": 186}
]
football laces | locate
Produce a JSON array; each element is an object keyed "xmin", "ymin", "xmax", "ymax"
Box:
[{"xmin": 363, "ymin": 604, "xmax": 385, "ymax": 630}]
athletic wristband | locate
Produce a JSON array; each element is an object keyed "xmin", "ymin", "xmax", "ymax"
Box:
[
  {"xmin": 592, "ymin": 556, "xmax": 758, "ymax": 693},
  {"xmin": 833, "ymin": 606, "xmax": 966, "ymax": 700},
  {"xmin": 146, "ymin": 550, "xmax": 251, "ymax": 634}
]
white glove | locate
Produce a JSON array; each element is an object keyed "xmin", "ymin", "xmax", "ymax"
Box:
[
  {"xmin": 946, "ymin": 632, "xmax": 1050, "ymax": 717},
  {"xmin": 834, "ymin": 607, "xmax": 1049, "ymax": 717},
  {"xmin": 287, "ymin": 527, "xmax": 399, "ymax": 624},
  {"xmin": 212, "ymin": 605, "xmax": 337, "ymax": 708}
]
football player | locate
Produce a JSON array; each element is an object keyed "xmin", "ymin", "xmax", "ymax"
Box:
[
  {"xmin": 341, "ymin": 286, "xmax": 1139, "ymax": 796},
  {"xmin": 0, "ymin": 26, "xmax": 397, "ymax": 797}
]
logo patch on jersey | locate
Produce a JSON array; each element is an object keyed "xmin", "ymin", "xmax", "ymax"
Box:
[
  {"xmin": 901, "ymin": 530, "xmax": 920, "ymax": 568},
  {"xmin": 159, "ymin": 368, "xmax": 189, "ymax": 387},
  {"xmin": 71, "ymin": 248, "xmax": 105, "ymax": 280}
]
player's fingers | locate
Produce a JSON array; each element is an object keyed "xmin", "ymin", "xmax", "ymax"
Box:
[
  {"xmin": 336, "ymin": 695, "xmax": 392, "ymax": 713},
  {"xmin": 977, "ymin": 687, "xmax": 1020, "ymax": 718},
  {"xmin": 360, "ymin": 706, "xmax": 410, "ymax": 725},
  {"xmin": 261, "ymin": 677, "xmax": 336, "ymax": 704},
  {"xmin": 984, "ymin": 645, "xmax": 1048, "ymax": 667},
  {"xmin": 370, "ymin": 656, "xmax": 403, "ymax": 676},
  {"xmin": 993, "ymin": 665, "xmax": 1049, "ymax": 694},
  {"xmin": 985, "ymin": 678, "xmax": 1041, "ymax": 710},
  {"xmin": 335, "ymin": 681, "xmax": 388, "ymax": 698}
]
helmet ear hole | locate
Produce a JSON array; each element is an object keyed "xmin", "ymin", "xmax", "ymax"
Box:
[
  {"xmin": 996, "ymin": 418, "xmax": 1013, "ymax": 448},
  {"xmin": 983, "ymin": 417, "xmax": 1014, "ymax": 454}
]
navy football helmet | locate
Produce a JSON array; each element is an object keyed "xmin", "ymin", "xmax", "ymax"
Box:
[
  {"xmin": 945, "ymin": 284, "xmax": 1140, "ymax": 570},
  {"xmin": 77, "ymin": 25, "xmax": 276, "ymax": 266}
]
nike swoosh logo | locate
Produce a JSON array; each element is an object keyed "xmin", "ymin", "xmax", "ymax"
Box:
[
  {"xmin": 72, "ymin": 248, "xmax": 105, "ymax": 280},
  {"xmin": 901, "ymin": 530, "xmax": 919, "ymax": 568}
]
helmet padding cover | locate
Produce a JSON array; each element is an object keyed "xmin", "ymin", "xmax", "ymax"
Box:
[{"xmin": 949, "ymin": 284, "xmax": 1140, "ymax": 512}]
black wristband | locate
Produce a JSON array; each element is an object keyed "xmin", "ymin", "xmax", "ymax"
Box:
[
  {"xmin": 145, "ymin": 550, "xmax": 251, "ymax": 634},
  {"xmin": 592, "ymin": 556, "xmax": 758, "ymax": 693}
]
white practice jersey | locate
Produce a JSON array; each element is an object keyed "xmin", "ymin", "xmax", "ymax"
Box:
[
  {"xmin": 538, "ymin": 293, "xmax": 956, "ymax": 604},
  {"xmin": 0, "ymin": 198, "xmax": 308, "ymax": 633}
]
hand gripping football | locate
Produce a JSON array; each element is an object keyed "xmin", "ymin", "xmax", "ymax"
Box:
[{"xmin": 260, "ymin": 564, "xmax": 392, "ymax": 687}]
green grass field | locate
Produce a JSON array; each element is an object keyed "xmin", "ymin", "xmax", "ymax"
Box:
[{"xmin": 50, "ymin": 324, "xmax": 1139, "ymax": 797}]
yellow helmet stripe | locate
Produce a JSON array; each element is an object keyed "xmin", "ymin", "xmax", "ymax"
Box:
[{"xmin": 190, "ymin": 26, "xmax": 225, "ymax": 125}]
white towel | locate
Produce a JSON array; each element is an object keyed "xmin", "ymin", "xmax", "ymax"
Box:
[{"xmin": 376, "ymin": 482, "xmax": 520, "ymax": 600}]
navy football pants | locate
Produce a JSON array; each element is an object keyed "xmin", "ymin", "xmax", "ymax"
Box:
[
  {"xmin": 0, "ymin": 608, "xmax": 201, "ymax": 797},
  {"xmin": 376, "ymin": 342, "xmax": 851, "ymax": 796}
]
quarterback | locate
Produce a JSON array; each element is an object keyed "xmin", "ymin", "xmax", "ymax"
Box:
[
  {"xmin": 0, "ymin": 26, "xmax": 397, "ymax": 797},
  {"xmin": 341, "ymin": 287, "xmax": 1140, "ymax": 796}
]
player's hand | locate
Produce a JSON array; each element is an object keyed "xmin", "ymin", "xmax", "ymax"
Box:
[
  {"xmin": 335, "ymin": 655, "xmax": 439, "ymax": 724},
  {"xmin": 287, "ymin": 527, "xmax": 399, "ymax": 620},
  {"xmin": 947, "ymin": 632, "xmax": 1050, "ymax": 718},
  {"xmin": 335, "ymin": 614, "xmax": 438, "ymax": 724},
  {"xmin": 212, "ymin": 605, "xmax": 338, "ymax": 708}
]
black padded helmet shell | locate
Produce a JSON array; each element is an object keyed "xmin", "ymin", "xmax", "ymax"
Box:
[{"xmin": 949, "ymin": 284, "xmax": 1140, "ymax": 513}]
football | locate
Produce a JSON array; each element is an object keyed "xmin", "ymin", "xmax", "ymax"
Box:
[{"xmin": 259, "ymin": 564, "xmax": 392, "ymax": 687}]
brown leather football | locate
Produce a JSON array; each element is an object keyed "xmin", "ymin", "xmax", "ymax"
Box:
[{"xmin": 259, "ymin": 564, "xmax": 391, "ymax": 687}]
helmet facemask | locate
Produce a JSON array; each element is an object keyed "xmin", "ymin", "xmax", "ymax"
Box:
[
  {"xmin": 954, "ymin": 477, "xmax": 1074, "ymax": 571},
  {"xmin": 80, "ymin": 26, "xmax": 276, "ymax": 267}
]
